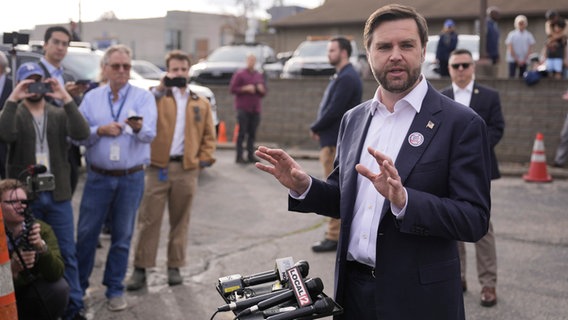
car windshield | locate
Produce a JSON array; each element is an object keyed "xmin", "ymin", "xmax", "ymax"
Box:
[
  {"xmin": 295, "ymin": 41, "xmax": 328, "ymax": 57},
  {"xmin": 62, "ymin": 50, "xmax": 102, "ymax": 80},
  {"xmin": 207, "ymin": 46, "xmax": 264, "ymax": 63}
]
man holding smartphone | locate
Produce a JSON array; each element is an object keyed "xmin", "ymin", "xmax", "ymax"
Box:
[
  {"xmin": 0, "ymin": 61, "xmax": 90, "ymax": 320},
  {"xmin": 126, "ymin": 49, "xmax": 216, "ymax": 291},
  {"xmin": 74, "ymin": 44, "xmax": 156, "ymax": 313}
]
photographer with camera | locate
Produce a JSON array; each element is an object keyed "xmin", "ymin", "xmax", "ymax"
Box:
[
  {"xmin": 0, "ymin": 62, "xmax": 90, "ymax": 320},
  {"xmin": 1, "ymin": 179, "xmax": 69, "ymax": 320}
]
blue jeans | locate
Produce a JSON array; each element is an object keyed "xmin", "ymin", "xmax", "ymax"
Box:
[
  {"xmin": 76, "ymin": 169, "xmax": 145, "ymax": 298},
  {"xmin": 31, "ymin": 192, "xmax": 84, "ymax": 317}
]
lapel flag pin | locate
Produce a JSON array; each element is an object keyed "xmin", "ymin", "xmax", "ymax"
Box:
[{"xmin": 427, "ymin": 121, "xmax": 434, "ymax": 129}]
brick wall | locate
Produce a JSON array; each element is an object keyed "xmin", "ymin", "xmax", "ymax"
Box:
[{"xmin": 210, "ymin": 78, "xmax": 568, "ymax": 164}]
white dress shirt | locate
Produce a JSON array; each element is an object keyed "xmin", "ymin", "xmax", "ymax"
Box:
[
  {"xmin": 169, "ymin": 87, "xmax": 189, "ymax": 156},
  {"xmin": 346, "ymin": 78, "xmax": 427, "ymax": 266},
  {"xmin": 451, "ymin": 80, "xmax": 474, "ymax": 108}
]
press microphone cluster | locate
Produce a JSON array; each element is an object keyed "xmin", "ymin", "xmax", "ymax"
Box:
[
  {"xmin": 218, "ymin": 258, "xmax": 308, "ymax": 298},
  {"xmin": 214, "ymin": 258, "xmax": 339, "ymax": 320}
]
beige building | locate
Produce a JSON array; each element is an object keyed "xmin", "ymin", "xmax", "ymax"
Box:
[{"xmin": 29, "ymin": 11, "xmax": 240, "ymax": 68}]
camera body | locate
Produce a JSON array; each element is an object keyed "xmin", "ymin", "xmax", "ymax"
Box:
[
  {"xmin": 164, "ymin": 76, "xmax": 187, "ymax": 88},
  {"xmin": 27, "ymin": 173, "xmax": 55, "ymax": 192},
  {"xmin": 28, "ymin": 82, "xmax": 52, "ymax": 94}
]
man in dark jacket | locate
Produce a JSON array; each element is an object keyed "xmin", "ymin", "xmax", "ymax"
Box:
[
  {"xmin": 310, "ymin": 37, "xmax": 362, "ymax": 253},
  {"xmin": 442, "ymin": 48, "xmax": 505, "ymax": 307}
]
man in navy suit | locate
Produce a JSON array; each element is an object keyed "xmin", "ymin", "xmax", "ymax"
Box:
[
  {"xmin": 255, "ymin": 4, "xmax": 491, "ymax": 320},
  {"xmin": 441, "ymin": 48, "xmax": 505, "ymax": 307}
]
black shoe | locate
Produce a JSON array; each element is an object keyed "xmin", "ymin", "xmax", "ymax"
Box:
[
  {"xmin": 71, "ymin": 309, "xmax": 88, "ymax": 320},
  {"xmin": 236, "ymin": 157, "xmax": 248, "ymax": 164},
  {"xmin": 247, "ymin": 155, "xmax": 260, "ymax": 163},
  {"xmin": 311, "ymin": 239, "xmax": 338, "ymax": 252},
  {"xmin": 552, "ymin": 162, "xmax": 564, "ymax": 168}
]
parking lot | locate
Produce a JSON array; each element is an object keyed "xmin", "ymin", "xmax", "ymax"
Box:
[{"xmin": 74, "ymin": 148, "xmax": 568, "ymax": 320}]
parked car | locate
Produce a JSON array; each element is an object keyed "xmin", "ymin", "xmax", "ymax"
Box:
[
  {"xmin": 280, "ymin": 38, "xmax": 367, "ymax": 79},
  {"xmin": 1, "ymin": 44, "xmax": 219, "ymax": 125},
  {"xmin": 189, "ymin": 43, "xmax": 281, "ymax": 85},
  {"xmin": 422, "ymin": 34, "xmax": 480, "ymax": 79},
  {"xmin": 132, "ymin": 59, "xmax": 165, "ymax": 80}
]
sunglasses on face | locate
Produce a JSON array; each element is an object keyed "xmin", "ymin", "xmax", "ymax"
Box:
[
  {"xmin": 450, "ymin": 63, "xmax": 472, "ymax": 70},
  {"xmin": 108, "ymin": 63, "xmax": 132, "ymax": 71}
]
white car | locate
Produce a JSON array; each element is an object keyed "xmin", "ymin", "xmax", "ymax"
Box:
[{"xmin": 422, "ymin": 34, "xmax": 480, "ymax": 79}]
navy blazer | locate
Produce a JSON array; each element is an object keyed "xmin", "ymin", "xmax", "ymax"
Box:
[
  {"xmin": 310, "ymin": 63, "xmax": 362, "ymax": 148},
  {"xmin": 290, "ymin": 83, "xmax": 491, "ymax": 320},
  {"xmin": 441, "ymin": 82, "xmax": 505, "ymax": 179}
]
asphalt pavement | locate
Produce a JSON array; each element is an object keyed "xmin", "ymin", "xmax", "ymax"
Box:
[{"xmin": 71, "ymin": 147, "xmax": 568, "ymax": 320}]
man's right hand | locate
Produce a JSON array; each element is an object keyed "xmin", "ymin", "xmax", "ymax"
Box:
[
  {"xmin": 97, "ymin": 122, "xmax": 123, "ymax": 137},
  {"xmin": 254, "ymin": 146, "xmax": 311, "ymax": 195}
]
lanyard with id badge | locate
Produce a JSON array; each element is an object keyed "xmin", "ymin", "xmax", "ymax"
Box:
[
  {"xmin": 31, "ymin": 112, "xmax": 55, "ymax": 192},
  {"xmin": 108, "ymin": 86, "xmax": 131, "ymax": 162}
]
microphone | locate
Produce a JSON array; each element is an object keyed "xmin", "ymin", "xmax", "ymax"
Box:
[
  {"xmin": 265, "ymin": 297, "xmax": 335, "ymax": 320},
  {"xmin": 27, "ymin": 164, "xmax": 47, "ymax": 175},
  {"xmin": 235, "ymin": 277, "xmax": 324, "ymax": 318},
  {"xmin": 217, "ymin": 289, "xmax": 288, "ymax": 312},
  {"xmin": 242, "ymin": 260, "xmax": 309, "ymax": 287}
]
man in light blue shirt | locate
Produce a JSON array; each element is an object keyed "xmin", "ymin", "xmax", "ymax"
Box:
[{"xmin": 75, "ymin": 44, "xmax": 156, "ymax": 313}]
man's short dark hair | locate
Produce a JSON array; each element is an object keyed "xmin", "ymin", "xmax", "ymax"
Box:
[
  {"xmin": 450, "ymin": 48, "xmax": 473, "ymax": 58},
  {"xmin": 165, "ymin": 50, "xmax": 191, "ymax": 69},
  {"xmin": 44, "ymin": 26, "xmax": 71, "ymax": 43},
  {"xmin": 331, "ymin": 37, "xmax": 352, "ymax": 57},
  {"xmin": 364, "ymin": 4, "xmax": 429, "ymax": 50}
]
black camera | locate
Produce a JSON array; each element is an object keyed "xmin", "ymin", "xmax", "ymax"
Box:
[
  {"xmin": 28, "ymin": 82, "xmax": 52, "ymax": 94},
  {"xmin": 26, "ymin": 173, "xmax": 55, "ymax": 192},
  {"xmin": 3, "ymin": 31, "xmax": 29, "ymax": 46},
  {"xmin": 164, "ymin": 76, "xmax": 187, "ymax": 88}
]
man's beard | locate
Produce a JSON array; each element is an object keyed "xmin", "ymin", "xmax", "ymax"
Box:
[
  {"xmin": 372, "ymin": 64, "xmax": 421, "ymax": 94},
  {"xmin": 25, "ymin": 95, "xmax": 44, "ymax": 103}
]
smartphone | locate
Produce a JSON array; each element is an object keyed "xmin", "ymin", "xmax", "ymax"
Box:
[
  {"xmin": 164, "ymin": 76, "xmax": 187, "ymax": 88},
  {"xmin": 75, "ymin": 79, "xmax": 91, "ymax": 85},
  {"xmin": 28, "ymin": 82, "xmax": 52, "ymax": 94},
  {"xmin": 128, "ymin": 116, "xmax": 143, "ymax": 121}
]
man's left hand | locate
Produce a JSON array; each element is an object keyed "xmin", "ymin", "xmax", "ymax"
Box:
[{"xmin": 355, "ymin": 146, "xmax": 406, "ymax": 208}]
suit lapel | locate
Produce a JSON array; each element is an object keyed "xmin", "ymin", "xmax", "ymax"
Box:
[{"xmin": 395, "ymin": 85, "xmax": 443, "ymax": 184}]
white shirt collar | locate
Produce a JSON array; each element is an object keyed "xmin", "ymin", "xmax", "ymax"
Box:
[{"xmin": 370, "ymin": 76, "xmax": 427, "ymax": 116}]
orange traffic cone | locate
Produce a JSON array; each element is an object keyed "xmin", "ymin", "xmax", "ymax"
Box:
[
  {"xmin": 523, "ymin": 132, "xmax": 552, "ymax": 182},
  {"xmin": 232, "ymin": 124, "xmax": 240, "ymax": 143},
  {"xmin": 0, "ymin": 208, "xmax": 18, "ymax": 320},
  {"xmin": 217, "ymin": 121, "xmax": 227, "ymax": 143}
]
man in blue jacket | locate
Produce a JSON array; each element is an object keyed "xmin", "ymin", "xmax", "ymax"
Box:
[{"xmin": 310, "ymin": 36, "xmax": 362, "ymax": 253}]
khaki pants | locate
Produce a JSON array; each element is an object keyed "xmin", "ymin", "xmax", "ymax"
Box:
[
  {"xmin": 320, "ymin": 146, "xmax": 340, "ymax": 241},
  {"xmin": 458, "ymin": 221, "xmax": 497, "ymax": 288},
  {"xmin": 133, "ymin": 163, "xmax": 199, "ymax": 268}
]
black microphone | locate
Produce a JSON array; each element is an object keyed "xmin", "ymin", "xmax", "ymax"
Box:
[
  {"xmin": 27, "ymin": 164, "xmax": 47, "ymax": 175},
  {"xmin": 265, "ymin": 297, "xmax": 335, "ymax": 320},
  {"xmin": 217, "ymin": 289, "xmax": 287, "ymax": 312},
  {"xmin": 242, "ymin": 260, "xmax": 309, "ymax": 287},
  {"xmin": 235, "ymin": 277, "xmax": 324, "ymax": 318}
]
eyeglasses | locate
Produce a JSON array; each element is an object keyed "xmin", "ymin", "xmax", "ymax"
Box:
[
  {"xmin": 450, "ymin": 63, "xmax": 472, "ymax": 70},
  {"xmin": 108, "ymin": 63, "xmax": 132, "ymax": 71},
  {"xmin": 1, "ymin": 199, "xmax": 30, "ymax": 205}
]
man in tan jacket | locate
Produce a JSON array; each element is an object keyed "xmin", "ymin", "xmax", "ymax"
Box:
[{"xmin": 126, "ymin": 50, "xmax": 216, "ymax": 290}]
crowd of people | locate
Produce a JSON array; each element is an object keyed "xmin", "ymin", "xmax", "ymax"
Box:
[
  {"xmin": 0, "ymin": 4, "xmax": 566, "ymax": 320},
  {"xmin": 0, "ymin": 26, "xmax": 216, "ymax": 320}
]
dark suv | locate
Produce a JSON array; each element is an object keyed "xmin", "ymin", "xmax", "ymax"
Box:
[{"xmin": 189, "ymin": 43, "xmax": 280, "ymax": 85}]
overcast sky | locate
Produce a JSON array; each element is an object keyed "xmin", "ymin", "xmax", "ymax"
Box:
[{"xmin": 2, "ymin": 0, "xmax": 324, "ymax": 34}]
